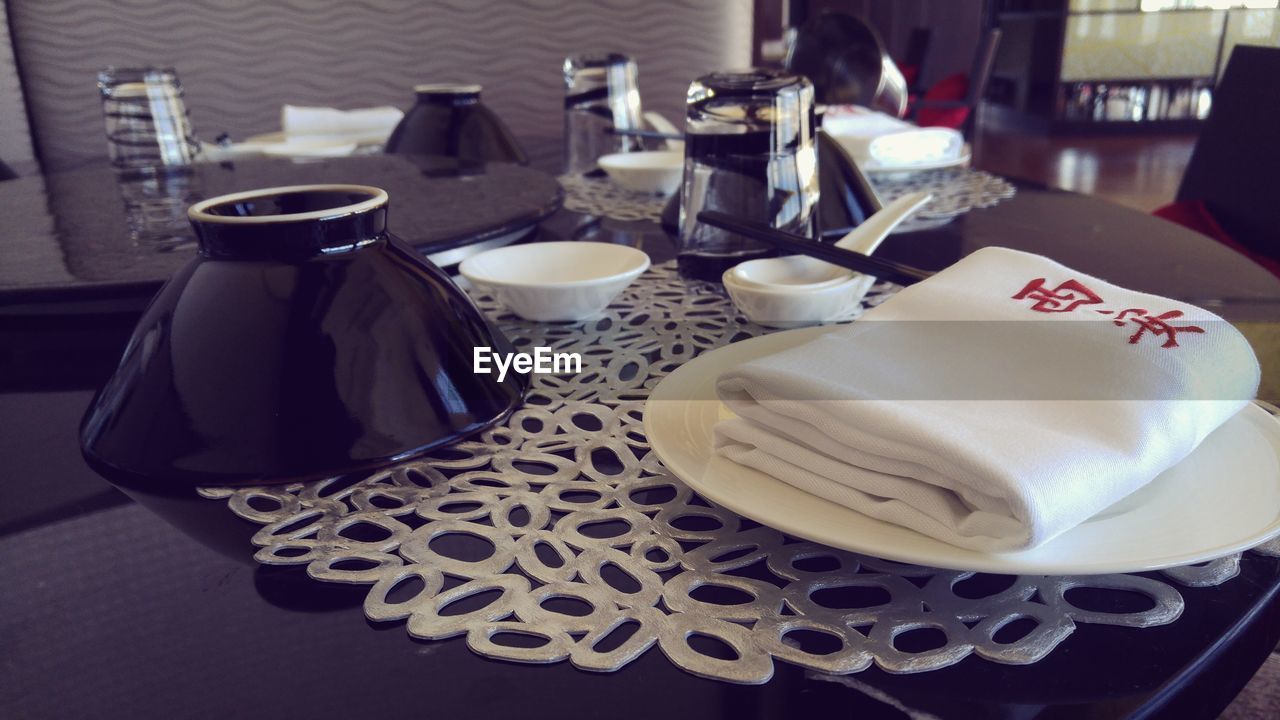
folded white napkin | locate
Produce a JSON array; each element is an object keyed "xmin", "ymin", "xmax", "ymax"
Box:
[
  {"xmin": 280, "ymin": 104, "xmax": 404, "ymax": 143},
  {"xmin": 714, "ymin": 247, "xmax": 1260, "ymax": 552},
  {"xmin": 823, "ymin": 108, "xmax": 963, "ymax": 167}
]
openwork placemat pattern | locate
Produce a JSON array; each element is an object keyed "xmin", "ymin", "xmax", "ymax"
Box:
[
  {"xmin": 558, "ymin": 166, "xmax": 1016, "ymax": 231},
  {"xmin": 201, "ymin": 265, "xmax": 1259, "ymax": 684},
  {"xmin": 874, "ymin": 168, "xmax": 1017, "ymax": 232},
  {"xmin": 558, "ymin": 173, "xmax": 671, "ymax": 223}
]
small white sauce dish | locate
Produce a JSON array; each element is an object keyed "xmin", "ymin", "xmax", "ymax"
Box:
[
  {"xmin": 597, "ymin": 151, "xmax": 684, "ymax": 196},
  {"xmin": 722, "ymin": 265, "xmax": 873, "ymax": 327},
  {"xmin": 730, "ymin": 254, "xmax": 853, "ymax": 291},
  {"xmin": 718, "ymin": 191, "xmax": 932, "ymax": 325},
  {"xmin": 459, "ymin": 241, "xmax": 650, "ymax": 322}
]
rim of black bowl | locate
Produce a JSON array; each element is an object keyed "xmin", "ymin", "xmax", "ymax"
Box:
[{"xmin": 187, "ymin": 184, "xmax": 389, "ymax": 225}]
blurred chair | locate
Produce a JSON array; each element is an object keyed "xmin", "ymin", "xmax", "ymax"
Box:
[
  {"xmin": 898, "ymin": 27, "xmax": 932, "ymax": 93},
  {"xmin": 6, "ymin": 0, "xmax": 753, "ymax": 171},
  {"xmin": 1154, "ymin": 45, "xmax": 1280, "ymax": 277},
  {"xmin": 910, "ymin": 27, "xmax": 1001, "ymax": 137}
]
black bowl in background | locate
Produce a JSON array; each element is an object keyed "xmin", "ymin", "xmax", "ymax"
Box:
[{"xmin": 385, "ymin": 84, "xmax": 528, "ymax": 166}]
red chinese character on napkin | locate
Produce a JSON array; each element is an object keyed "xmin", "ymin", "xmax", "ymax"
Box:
[
  {"xmin": 1109, "ymin": 308, "xmax": 1205, "ymax": 348},
  {"xmin": 1012, "ymin": 278, "xmax": 1104, "ymax": 313}
]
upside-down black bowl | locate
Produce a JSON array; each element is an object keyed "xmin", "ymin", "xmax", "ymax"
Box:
[
  {"xmin": 384, "ymin": 84, "xmax": 528, "ymax": 167},
  {"xmin": 80, "ymin": 184, "xmax": 525, "ymax": 488}
]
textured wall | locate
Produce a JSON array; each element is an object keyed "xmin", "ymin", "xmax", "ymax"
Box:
[
  {"xmin": 8, "ymin": 0, "xmax": 753, "ymax": 170},
  {"xmin": 0, "ymin": 2, "xmax": 37, "ymax": 174}
]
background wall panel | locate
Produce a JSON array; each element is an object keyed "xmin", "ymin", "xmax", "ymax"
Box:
[
  {"xmin": 0, "ymin": 2, "xmax": 37, "ymax": 175},
  {"xmin": 7, "ymin": 0, "xmax": 753, "ymax": 170}
]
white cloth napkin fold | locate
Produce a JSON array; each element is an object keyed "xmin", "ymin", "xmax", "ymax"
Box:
[
  {"xmin": 714, "ymin": 247, "xmax": 1260, "ymax": 552},
  {"xmin": 823, "ymin": 108, "xmax": 963, "ymax": 167},
  {"xmin": 280, "ymin": 104, "xmax": 404, "ymax": 144}
]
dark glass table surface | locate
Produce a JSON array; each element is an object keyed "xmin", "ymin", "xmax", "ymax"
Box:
[
  {"xmin": 2, "ymin": 153, "xmax": 1280, "ymax": 720},
  {"xmin": 0, "ymin": 154, "xmax": 564, "ymax": 301}
]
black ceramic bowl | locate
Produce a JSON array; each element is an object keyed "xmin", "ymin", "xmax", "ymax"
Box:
[
  {"xmin": 384, "ymin": 84, "xmax": 528, "ymax": 166},
  {"xmin": 81, "ymin": 184, "xmax": 525, "ymax": 487}
]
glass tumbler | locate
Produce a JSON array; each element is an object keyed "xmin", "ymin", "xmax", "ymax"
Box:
[
  {"xmin": 98, "ymin": 67, "xmax": 201, "ymax": 170},
  {"xmin": 677, "ymin": 69, "xmax": 819, "ymax": 282},
  {"xmin": 563, "ymin": 53, "xmax": 643, "ymax": 174},
  {"xmin": 117, "ymin": 169, "xmax": 203, "ymax": 249}
]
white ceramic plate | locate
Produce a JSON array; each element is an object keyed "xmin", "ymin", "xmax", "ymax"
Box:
[
  {"xmin": 862, "ymin": 146, "xmax": 972, "ymax": 175},
  {"xmin": 201, "ymin": 137, "xmax": 360, "ymax": 161},
  {"xmin": 243, "ymin": 131, "xmax": 388, "ymax": 147},
  {"xmin": 644, "ymin": 326, "xmax": 1280, "ymax": 575},
  {"xmin": 258, "ymin": 138, "xmax": 359, "ymax": 158}
]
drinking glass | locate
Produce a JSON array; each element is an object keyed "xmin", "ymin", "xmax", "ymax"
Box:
[
  {"xmin": 563, "ymin": 53, "xmax": 643, "ymax": 174},
  {"xmin": 677, "ymin": 69, "xmax": 819, "ymax": 282},
  {"xmin": 117, "ymin": 169, "xmax": 203, "ymax": 249},
  {"xmin": 98, "ymin": 67, "xmax": 201, "ymax": 170}
]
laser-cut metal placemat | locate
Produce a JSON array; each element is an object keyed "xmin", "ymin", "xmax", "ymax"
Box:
[
  {"xmin": 200, "ymin": 265, "xmax": 1275, "ymax": 684},
  {"xmin": 557, "ymin": 167, "xmax": 1016, "ymax": 232},
  {"xmin": 558, "ymin": 173, "xmax": 671, "ymax": 223},
  {"xmin": 874, "ymin": 167, "xmax": 1017, "ymax": 232}
]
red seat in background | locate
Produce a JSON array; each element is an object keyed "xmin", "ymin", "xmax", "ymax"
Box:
[
  {"xmin": 899, "ymin": 63, "xmax": 920, "ymax": 89},
  {"xmin": 904, "ymin": 28, "xmax": 1000, "ymax": 138},
  {"xmin": 1155, "ymin": 200, "xmax": 1280, "ymax": 278},
  {"xmin": 914, "ymin": 73, "xmax": 970, "ymax": 129},
  {"xmin": 1151, "ymin": 45, "xmax": 1280, "ymax": 279}
]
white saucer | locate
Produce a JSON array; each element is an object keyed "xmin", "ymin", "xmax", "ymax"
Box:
[
  {"xmin": 644, "ymin": 326, "xmax": 1280, "ymax": 575},
  {"xmin": 257, "ymin": 138, "xmax": 359, "ymax": 158},
  {"xmin": 199, "ymin": 137, "xmax": 359, "ymax": 161}
]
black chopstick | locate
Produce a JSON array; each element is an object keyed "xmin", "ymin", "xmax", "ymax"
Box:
[
  {"xmin": 605, "ymin": 127, "xmax": 685, "ymax": 141},
  {"xmin": 696, "ymin": 211, "xmax": 934, "ymax": 286}
]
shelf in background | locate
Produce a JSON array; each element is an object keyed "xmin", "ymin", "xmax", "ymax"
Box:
[{"xmin": 988, "ymin": 0, "xmax": 1278, "ymax": 133}]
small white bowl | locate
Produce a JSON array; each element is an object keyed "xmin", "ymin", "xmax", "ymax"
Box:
[
  {"xmin": 597, "ymin": 151, "xmax": 684, "ymax": 196},
  {"xmin": 459, "ymin": 241, "xmax": 650, "ymax": 322},
  {"xmin": 722, "ymin": 266, "xmax": 873, "ymax": 327},
  {"xmin": 731, "ymin": 255, "xmax": 852, "ymax": 291}
]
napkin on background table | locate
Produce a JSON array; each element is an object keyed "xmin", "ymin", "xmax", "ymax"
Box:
[
  {"xmin": 822, "ymin": 107, "xmax": 964, "ymax": 167},
  {"xmin": 714, "ymin": 247, "xmax": 1260, "ymax": 552},
  {"xmin": 280, "ymin": 104, "xmax": 404, "ymax": 144}
]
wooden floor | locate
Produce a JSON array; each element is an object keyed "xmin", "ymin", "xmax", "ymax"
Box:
[{"xmin": 973, "ymin": 126, "xmax": 1197, "ymax": 213}]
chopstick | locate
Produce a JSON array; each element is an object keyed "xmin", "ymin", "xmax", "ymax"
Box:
[
  {"xmin": 696, "ymin": 211, "xmax": 934, "ymax": 286},
  {"xmin": 605, "ymin": 127, "xmax": 685, "ymax": 141}
]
